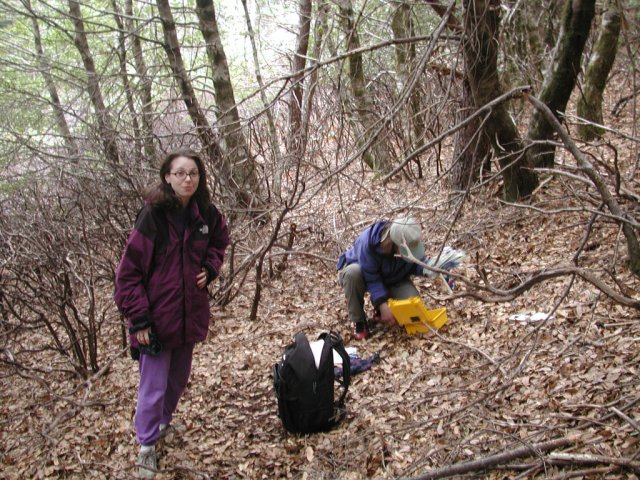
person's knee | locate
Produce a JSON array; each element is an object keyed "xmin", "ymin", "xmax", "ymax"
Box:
[{"xmin": 341, "ymin": 264, "xmax": 363, "ymax": 283}]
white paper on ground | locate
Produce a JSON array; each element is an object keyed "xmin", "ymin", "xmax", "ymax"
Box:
[{"xmin": 509, "ymin": 312, "xmax": 555, "ymax": 323}]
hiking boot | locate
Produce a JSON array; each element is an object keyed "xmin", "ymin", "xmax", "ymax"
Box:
[
  {"xmin": 353, "ymin": 321, "xmax": 370, "ymax": 341},
  {"xmin": 136, "ymin": 446, "xmax": 157, "ymax": 479}
]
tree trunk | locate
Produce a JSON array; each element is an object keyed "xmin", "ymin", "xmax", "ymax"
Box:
[
  {"xmin": 27, "ymin": 0, "xmax": 78, "ymax": 158},
  {"xmin": 110, "ymin": 0, "xmax": 143, "ymax": 162},
  {"xmin": 288, "ymin": 0, "xmax": 312, "ymax": 157},
  {"xmin": 125, "ymin": 0, "xmax": 156, "ymax": 161},
  {"xmin": 240, "ymin": 0, "xmax": 283, "ymax": 199},
  {"xmin": 300, "ymin": 1, "xmax": 329, "ymax": 143},
  {"xmin": 391, "ymin": 1, "xmax": 426, "ymax": 159},
  {"xmin": 527, "ymin": 0, "xmax": 596, "ymax": 168},
  {"xmin": 501, "ymin": 2, "xmax": 545, "ymax": 87},
  {"xmin": 577, "ymin": 0, "xmax": 621, "ymax": 140},
  {"xmin": 451, "ymin": 78, "xmax": 491, "ymax": 192},
  {"xmin": 542, "ymin": 0, "xmax": 564, "ymax": 48},
  {"xmin": 463, "ymin": 0, "xmax": 538, "ymax": 200},
  {"xmin": 195, "ymin": 0, "xmax": 260, "ymax": 204},
  {"xmin": 429, "ymin": 1, "xmax": 491, "ymax": 192},
  {"xmin": 67, "ymin": 0, "xmax": 120, "ymax": 164},
  {"xmin": 337, "ymin": 0, "xmax": 392, "ymax": 172},
  {"xmin": 526, "ymin": 5, "xmax": 546, "ymax": 84},
  {"xmin": 155, "ymin": 0, "xmax": 228, "ymax": 181},
  {"xmin": 320, "ymin": 0, "xmax": 338, "ymax": 58}
]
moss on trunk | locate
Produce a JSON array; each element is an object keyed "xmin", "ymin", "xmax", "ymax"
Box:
[
  {"xmin": 577, "ymin": 2, "xmax": 621, "ymax": 140},
  {"xmin": 462, "ymin": 0, "xmax": 538, "ymax": 200},
  {"xmin": 527, "ymin": 0, "xmax": 596, "ymax": 168},
  {"xmin": 337, "ymin": 0, "xmax": 391, "ymax": 172}
]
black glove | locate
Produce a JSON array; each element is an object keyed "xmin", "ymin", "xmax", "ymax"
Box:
[{"xmin": 139, "ymin": 328, "xmax": 163, "ymax": 356}]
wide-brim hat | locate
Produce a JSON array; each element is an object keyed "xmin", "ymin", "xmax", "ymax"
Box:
[{"xmin": 389, "ymin": 216, "xmax": 425, "ymax": 261}]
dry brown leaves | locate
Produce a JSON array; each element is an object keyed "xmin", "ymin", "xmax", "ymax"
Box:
[{"xmin": 2, "ymin": 89, "xmax": 640, "ymax": 480}]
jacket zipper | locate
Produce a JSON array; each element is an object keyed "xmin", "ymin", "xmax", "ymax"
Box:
[{"xmin": 181, "ymin": 226, "xmax": 187, "ymax": 344}]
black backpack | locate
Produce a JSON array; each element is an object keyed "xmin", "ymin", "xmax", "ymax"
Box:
[{"xmin": 273, "ymin": 331, "xmax": 351, "ymax": 434}]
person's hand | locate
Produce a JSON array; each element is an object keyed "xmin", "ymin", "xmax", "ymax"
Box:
[
  {"xmin": 379, "ymin": 302, "xmax": 398, "ymax": 327},
  {"xmin": 196, "ymin": 268, "xmax": 208, "ymax": 289},
  {"xmin": 136, "ymin": 327, "xmax": 151, "ymax": 345}
]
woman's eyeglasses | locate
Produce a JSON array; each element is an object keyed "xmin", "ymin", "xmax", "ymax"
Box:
[{"xmin": 170, "ymin": 170, "xmax": 200, "ymax": 180}]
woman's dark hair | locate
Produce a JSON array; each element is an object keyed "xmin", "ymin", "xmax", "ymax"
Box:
[{"xmin": 145, "ymin": 149, "xmax": 211, "ymax": 209}]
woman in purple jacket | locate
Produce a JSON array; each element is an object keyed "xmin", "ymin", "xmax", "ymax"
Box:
[{"xmin": 115, "ymin": 149, "xmax": 229, "ymax": 478}]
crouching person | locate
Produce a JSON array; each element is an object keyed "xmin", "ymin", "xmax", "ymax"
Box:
[{"xmin": 336, "ymin": 215, "xmax": 463, "ymax": 340}]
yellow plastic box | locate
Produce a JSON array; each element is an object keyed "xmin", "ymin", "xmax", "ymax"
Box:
[{"xmin": 388, "ymin": 296, "xmax": 448, "ymax": 335}]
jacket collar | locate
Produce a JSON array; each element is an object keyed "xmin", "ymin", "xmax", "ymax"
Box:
[
  {"xmin": 164, "ymin": 199, "xmax": 205, "ymax": 230},
  {"xmin": 188, "ymin": 198, "xmax": 205, "ymax": 225}
]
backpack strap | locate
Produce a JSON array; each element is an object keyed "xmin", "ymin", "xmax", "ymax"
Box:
[
  {"xmin": 288, "ymin": 331, "xmax": 317, "ymax": 385},
  {"xmin": 273, "ymin": 331, "xmax": 314, "ymax": 402},
  {"xmin": 319, "ymin": 331, "xmax": 351, "ymax": 407},
  {"xmin": 294, "ymin": 331, "xmax": 309, "ymax": 347}
]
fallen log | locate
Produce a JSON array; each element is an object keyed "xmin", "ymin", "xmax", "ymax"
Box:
[
  {"xmin": 548, "ymin": 452, "xmax": 640, "ymax": 472},
  {"xmin": 403, "ymin": 437, "xmax": 575, "ymax": 480}
]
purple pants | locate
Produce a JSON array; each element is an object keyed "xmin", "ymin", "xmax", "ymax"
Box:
[{"xmin": 135, "ymin": 343, "xmax": 195, "ymax": 446}]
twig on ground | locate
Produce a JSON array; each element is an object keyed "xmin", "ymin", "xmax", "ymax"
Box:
[
  {"xmin": 611, "ymin": 406, "xmax": 640, "ymax": 435},
  {"xmin": 543, "ymin": 466, "xmax": 617, "ymax": 480},
  {"xmin": 547, "ymin": 452, "xmax": 640, "ymax": 472}
]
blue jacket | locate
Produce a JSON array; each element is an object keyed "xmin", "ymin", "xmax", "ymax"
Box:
[{"xmin": 337, "ymin": 221, "xmax": 420, "ymax": 306}]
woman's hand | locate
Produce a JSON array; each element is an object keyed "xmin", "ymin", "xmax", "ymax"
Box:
[
  {"xmin": 136, "ymin": 327, "xmax": 151, "ymax": 345},
  {"xmin": 196, "ymin": 268, "xmax": 208, "ymax": 289}
]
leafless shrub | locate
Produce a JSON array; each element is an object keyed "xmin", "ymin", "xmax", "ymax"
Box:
[{"xmin": 0, "ymin": 161, "xmax": 141, "ymax": 379}]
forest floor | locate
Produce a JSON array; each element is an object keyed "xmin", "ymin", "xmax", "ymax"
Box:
[{"xmin": 2, "ymin": 94, "xmax": 640, "ymax": 479}]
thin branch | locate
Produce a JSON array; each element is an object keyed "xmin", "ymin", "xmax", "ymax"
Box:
[{"xmin": 527, "ymin": 93, "xmax": 640, "ymax": 275}]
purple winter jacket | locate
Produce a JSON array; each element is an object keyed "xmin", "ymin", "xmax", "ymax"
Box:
[{"xmin": 114, "ymin": 199, "xmax": 229, "ymax": 352}]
